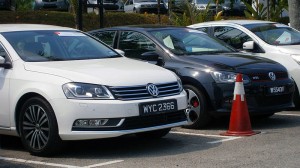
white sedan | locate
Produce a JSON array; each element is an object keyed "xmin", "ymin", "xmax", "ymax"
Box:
[
  {"xmin": 0, "ymin": 24, "xmax": 187, "ymax": 156},
  {"xmin": 189, "ymin": 20, "xmax": 300, "ymax": 107}
]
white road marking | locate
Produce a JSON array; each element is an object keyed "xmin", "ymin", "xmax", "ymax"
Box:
[
  {"xmin": 83, "ymin": 160, "xmax": 124, "ymax": 168},
  {"xmin": 0, "ymin": 156, "xmax": 124, "ymax": 168},
  {"xmin": 170, "ymin": 131, "xmax": 242, "ymax": 144},
  {"xmin": 276, "ymin": 113, "xmax": 300, "ymax": 117}
]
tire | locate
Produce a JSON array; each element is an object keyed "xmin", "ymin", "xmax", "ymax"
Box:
[
  {"xmin": 135, "ymin": 128, "xmax": 171, "ymax": 139},
  {"xmin": 19, "ymin": 97, "xmax": 62, "ymax": 156},
  {"xmin": 183, "ymin": 85, "xmax": 211, "ymax": 129},
  {"xmin": 293, "ymin": 85, "xmax": 300, "ymax": 109}
]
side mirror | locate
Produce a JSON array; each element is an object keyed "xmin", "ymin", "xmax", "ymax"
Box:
[
  {"xmin": 115, "ymin": 49, "xmax": 125, "ymax": 56},
  {"xmin": 141, "ymin": 51, "xmax": 159, "ymax": 61},
  {"xmin": 0, "ymin": 56, "xmax": 12, "ymax": 69},
  {"xmin": 243, "ymin": 41, "xmax": 254, "ymax": 50},
  {"xmin": 141, "ymin": 51, "xmax": 164, "ymax": 66}
]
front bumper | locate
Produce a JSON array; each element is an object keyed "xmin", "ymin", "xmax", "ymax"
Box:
[
  {"xmin": 50, "ymin": 91, "xmax": 187, "ymax": 140},
  {"xmin": 205, "ymin": 79, "xmax": 295, "ymax": 116}
]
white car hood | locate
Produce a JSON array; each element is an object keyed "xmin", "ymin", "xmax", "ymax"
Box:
[
  {"xmin": 278, "ymin": 45, "xmax": 300, "ymax": 55},
  {"xmin": 24, "ymin": 58, "xmax": 177, "ymax": 86}
]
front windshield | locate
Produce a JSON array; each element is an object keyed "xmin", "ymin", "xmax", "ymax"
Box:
[
  {"xmin": 244, "ymin": 23, "xmax": 300, "ymax": 45},
  {"xmin": 149, "ymin": 28, "xmax": 234, "ymax": 55},
  {"xmin": 2, "ymin": 30, "xmax": 121, "ymax": 62}
]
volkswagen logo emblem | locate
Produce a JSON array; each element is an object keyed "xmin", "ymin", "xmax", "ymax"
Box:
[
  {"xmin": 268, "ymin": 72, "xmax": 276, "ymax": 81},
  {"xmin": 147, "ymin": 84, "xmax": 159, "ymax": 97}
]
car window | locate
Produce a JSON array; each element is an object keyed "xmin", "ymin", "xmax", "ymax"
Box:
[
  {"xmin": 2, "ymin": 30, "xmax": 121, "ymax": 62},
  {"xmin": 90, "ymin": 30, "xmax": 116, "ymax": 47},
  {"xmin": 150, "ymin": 28, "xmax": 234, "ymax": 55},
  {"xmin": 244, "ymin": 23, "xmax": 300, "ymax": 45},
  {"xmin": 118, "ymin": 31, "xmax": 156, "ymax": 59},
  {"xmin": 0, "ymin": 44, "xmax": 8, "ymax": 59},
  {"xmin": 213, "ymin": 26, "xmax": 253, "ymax": 50},
  {"xmin": 197, "ymin": 27, "xmax": 209, "ymax": 33}
]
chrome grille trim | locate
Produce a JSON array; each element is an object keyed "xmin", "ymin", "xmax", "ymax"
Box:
[{"xmin": 109, "ymin": 82, "xmax": 181, "ymax": 100}]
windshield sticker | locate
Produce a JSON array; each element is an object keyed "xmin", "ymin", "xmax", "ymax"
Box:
[
  {"xmin": 55, "ymin": 32, "xmax": 86, "ymax": 37},
  {"xmin": 163, "ymin": 36, "xmax": 175, "ymax": 49},
  {"xmin": 273, "ymin": 24, "xmax": 289, "ymax": 28},
  {"xmin": 274, "ymin": 31, "xmax": 291, "ymax": 44}
]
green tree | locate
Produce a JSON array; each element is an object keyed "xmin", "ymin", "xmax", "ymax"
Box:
[{"xmin": 17, "ymin": 0, "xmax": 33, "ymax": 11}]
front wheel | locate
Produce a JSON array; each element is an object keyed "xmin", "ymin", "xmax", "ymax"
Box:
[
  {"xmin": 19, "ymin": 97, "xmax": 62, "ymax": 156},
  {"xmin": 135, "ymin": 128, "xmax": 171, "ymax": 139},
  {"xmin": 183, "ymin": 85, "xmax": 211, "ymax": 129}
]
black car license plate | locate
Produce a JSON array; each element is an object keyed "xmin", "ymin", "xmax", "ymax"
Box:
[
  {"xmin": 268, "ymin": 86, "xmax": 285, "ymax": 94},
  {"xmin": 139, "ymin": 99, "xmax": 178, "ymax": 116}
]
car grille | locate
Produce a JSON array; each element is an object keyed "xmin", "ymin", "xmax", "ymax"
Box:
[
  {"xmin": 72, "ymin": 110, "xmax": 186, "ymax": 131},
  {"xmin": 109, "ymin": 82, "xmax": 181, "ymax": 100},
  {"xmin": 247, "ymin": 71, "xmax": 288, "ymax": 82}
]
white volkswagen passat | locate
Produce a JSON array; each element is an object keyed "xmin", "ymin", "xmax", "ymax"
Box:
[
  {"xmin": 188, "ymin": 20, "xmax": 300, "ymax": 107},
  {"xmin": 0, "ymin": 24, "xmax": 187, "ymax": 156}
]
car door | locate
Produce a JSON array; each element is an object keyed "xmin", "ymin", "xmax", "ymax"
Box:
[
  {"xmin": 124, "ymin": 0, "xmax": 134, "ymax": 12},
  {"xmin": 117, "ymin": 30, "xmax": 157, "ymax": 60},
  {"xmin": 0, "ymin": 43, "xmax": 11, "ymax": 128}
]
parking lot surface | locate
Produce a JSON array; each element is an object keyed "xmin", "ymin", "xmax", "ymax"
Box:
[{"xmin": 1, "ymin": 110, "xmax": 300, "ymax": 168}]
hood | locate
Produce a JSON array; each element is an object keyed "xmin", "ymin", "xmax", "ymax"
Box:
[
  {"xmin": 24, "ymin": 58, "xmax": 177, "ymax": 86},
  {"xmin": 178, "ymin": 53, "xmax": 284, "ymax": 72},
  {"xmin": 278, "ymin": 45, "xmax": 300, "ymax": 55}
]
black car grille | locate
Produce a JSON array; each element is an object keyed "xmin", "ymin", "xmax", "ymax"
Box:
[
  {"xmin": 109, "ymin": 82, "xmax": 181, "ymax": 100},
  {"xmin": 72, "ymin": 110, "xmax": 186, "ymax": 131},
  {"xmin": 247, "ymin": 71, "xmax": 288, "ymax": 82}
]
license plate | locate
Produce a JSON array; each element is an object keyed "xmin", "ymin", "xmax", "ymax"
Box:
[
  {"xmin": 269, "ymin": 86, "xmax": 285, "ymax": 94},
  {"xmin": 139, "ymin": 99, "xmax": 178, "ymax": 116}
]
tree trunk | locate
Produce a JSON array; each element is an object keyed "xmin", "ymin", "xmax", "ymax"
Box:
[{"xmin": 288, "ymin": 0, "xmax": 300, "ymax": 31}]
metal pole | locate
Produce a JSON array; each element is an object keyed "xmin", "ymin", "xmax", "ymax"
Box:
[
  {"xmin": 98, "ymin": 0, "xmax": 104, "ymax": 28},
  {"xmin": 77, "ymin": 0, "xmax": 83, "ymax": 30}
]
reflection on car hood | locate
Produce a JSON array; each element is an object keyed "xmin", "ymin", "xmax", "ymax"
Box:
[
  {"xmin": 24, "ymin": 57, "xmax": 176, "ymax": 86},
  {"xmin": 278, "ymin": 45, "xmax": 300, "ymax": 55},
  {"xmin": 179, "ymin": 53, "xmax": 282, "ymax": 71}
]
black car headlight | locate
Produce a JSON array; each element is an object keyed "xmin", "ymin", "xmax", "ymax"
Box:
[
  {"xmin": 211, "ymin": 71, "xmax": 250, "ymax": 84},
  {"xmin": 62, "ymin": 82, "xmax": 114, "ymax": 99}
]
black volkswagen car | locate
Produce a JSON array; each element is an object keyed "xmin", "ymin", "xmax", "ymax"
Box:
[{"xmin": 88, "ymin": 26, "xmax": 295, "ymax": 128}]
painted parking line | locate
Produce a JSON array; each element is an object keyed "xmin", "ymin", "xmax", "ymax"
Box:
[
  {"xmin": 170, "ymin": 131, "xmax": 242, "ymax": 144},
  {"xmin": 276, "ymin": 113, "xmax": 300, "ymax": 117},
  {"xmin": 0, "ymin": 156, "xmax": 124, "ymax": 168}
]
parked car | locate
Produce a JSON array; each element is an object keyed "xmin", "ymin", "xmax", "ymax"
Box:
[
  {"xmin": 0, "ymin": 24, "xmax": 187, "ymax": 156},
  {"xmin": 124, "ymin": 0, "xmax": 167, "ymax": 14},
  {"xmin": 87, "ymin": 0, "xmax": 124, "ymax": 12},
  {"xmin": 188, "ymin": 20, "xmax": 300, "ymax": 108},
  {"xmin": 191, "ymin": 0, "xmax": 222, "ymax": 14},
  {"xmin": 33, "ymin": 0, "xmax": 70, "ymax": 11},
  {"xmin": 0, "ymin": 0, "xmax": 16, "ymax": 11},
  {"xmin": 88, "ymin": 26, "xmax": 295, "ymax": 128},
  {"xmin": 222, "ymin": 0, "xmax": 246, "ymax": 16}
]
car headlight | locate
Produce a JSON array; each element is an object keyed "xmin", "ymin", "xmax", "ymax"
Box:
[
  {"xmin": 291, "ymin": 55, "xmax": 300, "ymax": 65},
  {"xmin": 176, "ymin": 76, "xmax": 183, "ymax": 92},
  {"xmin": 62, "ymin": 82, "xmax": 114, "ymax": 99},
  {"xmin": 211, "ymin": 71, "xmax": 250, "ymax": 84}
]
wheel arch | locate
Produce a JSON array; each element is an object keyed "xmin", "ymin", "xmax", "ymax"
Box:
[{"xmin": 14, "ymin": 92, "xmax": 54, "ymax": 135}]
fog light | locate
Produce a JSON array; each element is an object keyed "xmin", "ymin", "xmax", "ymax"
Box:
[{"xmin": 74, "ymin": 119, "xmax": 109, "ymax": 127}]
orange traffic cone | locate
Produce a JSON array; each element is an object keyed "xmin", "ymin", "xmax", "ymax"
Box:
[{"xmin": 221, "ymin": 73, "xmax": 260, "ymax": 136}]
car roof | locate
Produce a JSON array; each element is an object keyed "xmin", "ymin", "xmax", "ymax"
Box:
[
  {"xmin": 0, "ymin": 24, "xmax": 76, "ymax": 33},
  {"xmin": 189, "ymin": 20, "xmax": 277, "ymax": 27},
  {"xmin": 88, "ymin": 25, "xmax": 202, "ymax": 33}
]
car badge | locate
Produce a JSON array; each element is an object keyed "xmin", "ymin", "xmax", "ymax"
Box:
[
  {"xmin": 268, "ymin": 72, "xmax": 276, "ymax": 81},
  {"xmin": 147, "ymin": 84, "xmax": 159, "ymax": 97}
]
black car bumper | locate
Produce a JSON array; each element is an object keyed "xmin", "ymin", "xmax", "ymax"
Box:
[{"xmin": 206, "ymin": 79, "xmax": 295, "ymax": 116}]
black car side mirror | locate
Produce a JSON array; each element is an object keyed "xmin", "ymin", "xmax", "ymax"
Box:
[
  {"xmin": 141, "ymin": 51, "xmax": 164, "ymax": 66},
  {"xmin": 0, "ymin": 56, "xmax": 12, "ymax": 69}
]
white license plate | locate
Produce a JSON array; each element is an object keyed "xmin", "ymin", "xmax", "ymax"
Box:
[
  {"xmin": 139, "ymin": 99, "xmax": 178, "ymax": 116},
  {"xmin": 269, "ymin": 86, "xmax": 285, "ymax": 94}
]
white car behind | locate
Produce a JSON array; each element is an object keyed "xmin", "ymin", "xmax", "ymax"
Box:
[
  {"xmin": 189, "ymin": 20, "xmax": 300, "ymax": 107},
  {"xmin": 0, "ymin": 24, "xmax": 187, "ymax": 156}
]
